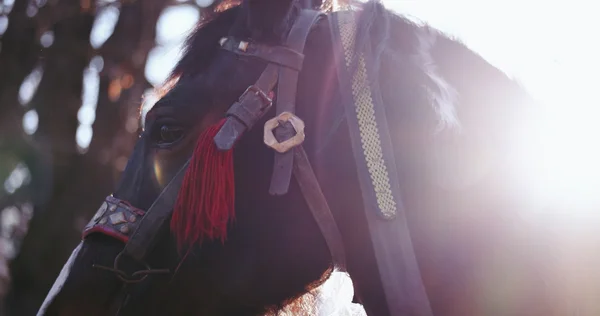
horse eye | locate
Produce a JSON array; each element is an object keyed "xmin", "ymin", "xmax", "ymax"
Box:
[{"xmin": 157, "ymin": 125, "xmax": 184, "ymax": 145}]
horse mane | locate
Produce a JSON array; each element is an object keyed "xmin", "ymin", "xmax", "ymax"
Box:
[
  {"xmin": 137, "ymin": 4, "xmax": 240, "ymax": 123},
  {"xmin": 145, "ymin": 0, "xmax": 461, "ymax": 132},
  {"xmin": 264, "ymin": 267, "xmax": 333, "ymax": 316},
  {"xmin": 352, "ymin": 0, "xmax": 461, "ymax": 132},
  {"xmin": 145, "ymin": 0, "xmax": 340, "ymax": 109}
]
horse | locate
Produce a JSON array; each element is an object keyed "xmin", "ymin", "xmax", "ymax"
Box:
[{"xmin": 36, "ymin": 0, "xmax": 554, "ymax": 315}]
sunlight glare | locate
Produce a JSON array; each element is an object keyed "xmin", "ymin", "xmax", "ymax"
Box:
[
  {"xmin": 40, "ymin": 30, "xmax": 54, "ymax": 47},
  {"xmin": 76, "ymin": 125, "xmax": 93, "ymax": 151},
  {"xmin": 195, "ymin": 0, "xmax": 215, "ymax": 7},
  {"xmin": 22, "ymin": 109, "xmax": 39, "ymax": 135},
  {"xmin": 516, "ymin": 65, "xmax": 600, "ymax": 209},
  {"xmin": 132, "ymin": 0, "xmax": 598, "ymax": 314},
  {"xmin": 387, "ymin": 0, "xmax": 600, "ymax": 210},
  {"xmin": 18, "ymin": 65, "xmax": 43, "ymax": 105},
  {"xmin": 90, "ymin": 5, "xmax": 120, "ymax": 49},
  {"xmin": 3, "ymin": 163, "xmax": 31, "ymax": 195},
  {"xmin": 145, "ymin": 44, "xmax": 184, "ymax": 87},
  {"xmin": 156, "ymin": 5, "xmax": 200, "ymax": 46},
  {"xmin": 0, "ymin": 16, "xmax": 8, "ymax": 36}
]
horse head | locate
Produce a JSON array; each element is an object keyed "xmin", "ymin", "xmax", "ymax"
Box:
[{"xmin": 38, "ymin": 0, "xmax": 543, "ymax": 315}]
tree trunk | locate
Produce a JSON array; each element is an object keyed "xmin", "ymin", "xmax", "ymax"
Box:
[
  {"xmin": 3, "ymin": 1, "xmax": 97, "ymax": 314},
  {"xmin": 4, "ymin": 0, "xmax": 172, "ymax": 314}
]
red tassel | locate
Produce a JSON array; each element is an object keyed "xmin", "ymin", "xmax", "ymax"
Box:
[{"xmin": 171, "ymin": 118, "xmax": 235, "ymax": 250}]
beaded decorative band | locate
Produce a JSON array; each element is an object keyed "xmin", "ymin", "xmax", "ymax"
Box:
[{"xmin": 82, "ymin": 196, "xmax": 145, "ymax": 243}]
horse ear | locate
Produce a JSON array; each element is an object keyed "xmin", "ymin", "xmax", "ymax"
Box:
[{"xmin": 244, "ymin": 0, "xmax": 297, "ymax": 42}]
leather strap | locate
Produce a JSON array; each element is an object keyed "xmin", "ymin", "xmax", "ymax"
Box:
[
  {"xmin": 293, "ymin": 146, "xmax": 346, "ymax": 270},
  {"xmin": 122, "ymin": 159, "xmax": 190, "ymax": 261},
  {"xmin": 269, "ymin": 10, "xmax": 324, "ymax": 195},
  {"xmin": 329, "ymin": 10, "xmax": 433, "ymax": 315},
  {"xmin": 218, "ymin": 8, "xmax": 347, "ymax": 269},
  {"xmin": 220, "ymin": 37, "xmax": 305, "ymax": 71},
  {"xmin": 213, "ymin": 63, "xmax": 279, "ymax": 150}
]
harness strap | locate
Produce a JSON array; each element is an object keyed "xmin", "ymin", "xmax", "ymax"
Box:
[
  {"xmin": 214, "ymin": 8, "xmax": 347, "ymax": 270},
  {"xmin": 220, "ymin": 37, "xmax": 305, "ymax": 71},
  {"xmin": 269, "ymin": 9, "xmax": 324, "ymax": 195},
  {"xmin": 213, "ymin": 62, "xmax": 279, "ymax": 150},
  {"xmin": 122, "ymin": 159, "xmax": 190, "ymax": 261},
  {"xmin": 293, "ymin": 146, "xmax": 347, "ymax": 270},
  {"xmin": 329, "ymin": 10, "xmax": 433, "ymax": 315}
]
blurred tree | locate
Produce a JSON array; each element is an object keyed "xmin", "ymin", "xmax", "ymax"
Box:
[
  {"xmin": 0, "ymin": 0, "xmax": 197, "ymax": 315},
  {"xmin": 0, "ymin": 1, "xmax": 364, "ymax": 315}
]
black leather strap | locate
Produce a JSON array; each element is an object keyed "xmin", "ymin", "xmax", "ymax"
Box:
[
  {"xmin": 329, "ymin": 10, "xmax": 433, "ymax": 315},
  {"xmin": 215, "ymin": 8, "xmax": 346, "ymax": 270},
  {"xmin": 293, "ymin": 146, "xmax": 346, "ymax": 270},
  {"xmin": 122, "ymin": 159, "xmax": 190, "ymax": 261},
  {"xmin": 220, "ymin": 37, "xmax": 305, "ymax": 71},
  {"xmin": 213, "ymin": 63, "xmax": 279, "ymax": 150},
  {"xmin": 269, "ymin": 10, "xmax": 324, "ymax": 195}
]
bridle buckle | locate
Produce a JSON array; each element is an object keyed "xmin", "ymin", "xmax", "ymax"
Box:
[
  {"xmin": 263, "ymin": 111, "xmax": 306, "ymax": 153},
  {"xmin": 240, "ymin": 85, "xmax": 273, "ymax": 110}
]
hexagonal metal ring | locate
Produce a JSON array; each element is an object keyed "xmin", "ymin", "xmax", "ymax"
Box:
[{"xmin": 263, "ymin": 112, "xmax": 305, "ymax": 153}]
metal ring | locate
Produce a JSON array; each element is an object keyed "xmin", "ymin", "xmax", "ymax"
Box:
[{"xmin": 263, "ymin": 112, "xmax": 306, "ymax": 153}]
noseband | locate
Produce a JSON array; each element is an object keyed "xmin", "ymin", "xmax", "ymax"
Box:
[{"xmin": 81, "ymin": 8, "xmax": 346, "ymax": 314}]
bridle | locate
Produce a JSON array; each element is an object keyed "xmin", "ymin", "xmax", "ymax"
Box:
[
  {"xmin": 80, "ymin": 7, "xmax": 347, "ymax": 315},
  {"xmin": 78, "ymin": 5, "xmax": 435, "ymax": 316}
]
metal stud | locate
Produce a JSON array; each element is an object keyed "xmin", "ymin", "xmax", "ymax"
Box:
[
  {"xmin": 238, "ymin": 41, "xmax": 249, "ymax": 52},
  {"xmin": 120, "ymin": 225, "xmax": 130, "ymax": 234},
  {"xmin": 109, "ymin": 212, "xmax": 127, "ymax": 225}
]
